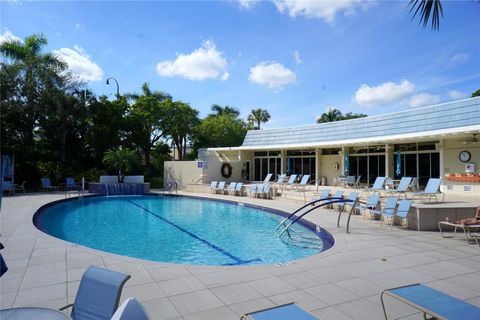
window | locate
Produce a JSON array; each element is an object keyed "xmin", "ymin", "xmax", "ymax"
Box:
[{"xmin": 322, "ymin": 148, "xmax": 341, "ymax": 155}]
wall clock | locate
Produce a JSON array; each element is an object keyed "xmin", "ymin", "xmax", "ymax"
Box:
[{"xmin": 459, "ymin": 150, "xmax": 471, "ymax": 163}]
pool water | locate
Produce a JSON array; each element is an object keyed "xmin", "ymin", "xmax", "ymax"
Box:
[{"xmin": 35, "ymin": 195, "xmax": 333, "ymax": 266}]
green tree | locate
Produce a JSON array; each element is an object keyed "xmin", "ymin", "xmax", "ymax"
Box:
[
  {"xmin": 193, "ymin": 113, "xmax": 248, "ymax": 149},
  {"xmin": 316, "ymin": 108, "xmax": 367, "ymax": 123},
  {"xmin": 471, "ymin": 89, "xmax": 480, "ymax": 97},
  {"xmin": 103, "ymin": 148, "xmax": 137, "ymax": 182},
  {"xmin": 166, "ymin": 101, "xmax": 199, "ymax": 160},
  {"xmin": 409, "ymin": 0, "xmax": 443, "ymax": 30},
  {"xmin": 209, "ymin": 104, "xmax": 240, "ymax": 117},
  {"xmin": 247, "ymin": 108, "xmax": 271, "ymax": 130},
  {"xmin": 124, "ymin": 83, "xmax": 171, "ymax": 176}
]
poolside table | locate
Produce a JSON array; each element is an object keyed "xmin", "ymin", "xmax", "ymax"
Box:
[{"xmin": 0, "ymin": 307, "xmax": 70, "ymax": 320}]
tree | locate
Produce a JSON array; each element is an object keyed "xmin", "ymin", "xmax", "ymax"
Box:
[
  {"xmin": 472, "ymin": 89, "xmax": 480, "ymax": 97},
  {"xmin": 193, "ymin": 113, "xmax": 248, "ymax": 149},
  {"xmin": 124, "ymin": 83, "xmax": 171, "ymax": 177},
  {"xmin": 409, "ymin": 0, "xmax": 443, "ymax": 31},
  {"xmin": 166, "ymin": 101, "xmax": 199, "ymax": 161},
  {"xmin": 316, "ymin": 108, "xmax": 367, "ymax": 123},
  {"xmin": 209, "ymin": 104, "xmax": 240, "ymax": 117},
  {"xmin": 103, "ymin": 148, "xmax": 137, "ymax": 183},
  {"xmin": 247, "ymin": 108, "xmax": 271, "ymax": 130}
]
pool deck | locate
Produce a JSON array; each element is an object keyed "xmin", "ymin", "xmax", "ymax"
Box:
[{"xmin": 1, "ymin": 192, "xmax": 479, "ymax": 319}]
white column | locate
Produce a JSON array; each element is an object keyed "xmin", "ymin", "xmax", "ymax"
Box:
[
  {"xmin": 315, "ymin": 148, "xmax": 321, "ymax": 185},
  {"xmin": 281, "ymin": 150, "xmax": 286, "ymax": 174}
]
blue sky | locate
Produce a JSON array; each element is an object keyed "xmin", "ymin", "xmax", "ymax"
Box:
[{"xmin": 1, "ymin": 0, "xmax": 479, "ymax": 128}]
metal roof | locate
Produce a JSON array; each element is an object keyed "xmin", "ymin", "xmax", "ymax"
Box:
[{"xmin": 238, "ymin": 97, "xmax": 480, "ymax": 150}]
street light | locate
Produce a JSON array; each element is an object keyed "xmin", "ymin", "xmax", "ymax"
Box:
[{"xmin": 106, "ymin": 77, "xmax": 120, "ymax": 100}]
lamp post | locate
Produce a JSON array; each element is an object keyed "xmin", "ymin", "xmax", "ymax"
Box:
[{"xmin": 106, "ymin": 77, "xmax": 120, "ymax": 100}]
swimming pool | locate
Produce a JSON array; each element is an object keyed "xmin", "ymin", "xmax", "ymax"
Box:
[{"xmin": 34, "ymin": 195, "xmax": 334, "ymax": 266}]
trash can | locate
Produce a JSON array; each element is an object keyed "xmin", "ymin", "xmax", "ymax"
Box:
[{"xmin": 321, "ymin": 177, "xmax": 327, "ymax": 186}]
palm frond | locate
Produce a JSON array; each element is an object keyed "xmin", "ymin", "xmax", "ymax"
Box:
[{"xmin": 409, "ymin": 0, "xmax": 443, "ymax": 31}]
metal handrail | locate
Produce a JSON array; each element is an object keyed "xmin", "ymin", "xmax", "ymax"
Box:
[
  {"xmin": 276, "ymin": 197, "xmax": 358, "ymax": 237},
  {"xmin": 189, "ymin": 174, "xmax": 205, "ymax": 185}
]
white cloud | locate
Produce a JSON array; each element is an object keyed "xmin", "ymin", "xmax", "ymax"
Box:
[
  {"xmin": 409, "ymin": 93, "xmax": 441, "ymax": 108},
  {"xmin": 156, "ymin": 40, "xmax": 229, "ymax": 81},
  {"xmin": 448, "ymin": 90, "xmax": 468, "ymax": 100},
  {"xmin": 354, "ymin": 80, "xmax": 415, "ymax": 107},
  {"xmin": 450, "ymin": 52, "xmax": 470, "ymax": 62},
  {"xmin": 236, "ymin": 0, "xmax": 257, "ymax": 9},
  {"xmin": 293, "ymin": 50, "xmax": 302, "ymax": 65},
  {"xmin": 0, "ymin": 29, "xmax": 22, "ymax": 44},
  {"xmin": 53, "ymin": 45, "xmax": 104, "ymax": 81},
  {"xmin": 248, "ymin": 61, "xmax": 296, "ymax": 89},
  {"xmin": 75, "ymin": 22, "xmax": 85, "ymax": 30},
  {"xmin": 273, "ymin": 0, "xmax": 362, "ymax": 23}
]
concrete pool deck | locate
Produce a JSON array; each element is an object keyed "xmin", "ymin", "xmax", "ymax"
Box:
[{"xmin": 1, "ymin": 192, "xmax": 479, "ymax": 319}]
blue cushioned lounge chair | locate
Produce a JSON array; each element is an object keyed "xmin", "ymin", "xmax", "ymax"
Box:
[
  {"xmin": 40, "ymin": 178, "xmax": 62, "ymax": 192},
  {"xmin": 210, "ymin": 181, "xmax": 218, "ymax": 193},
  {"xmin": 358, "ymin": 194, "xmax": 380, "ymax": 220},
  {"xmin": 412, "ymin": 178, "xmax": 444, "ymax": 203},
  {"xmin": 2, "ymin": 180, "xmax": 14, "ymax": 196},
  {"xmin": 312, "ymin": 188, "xmax": 330, "ymax": 203},
  {"xmin": 383, "ymin": 199, "xmax": 413, "ymax": 229},
  {"xmin": 385, "ymin": 177, "xmax": 412, "ymax": 198},
  {"xmin": 241, "ymin": 302, "xmax": 319, "ymax": 320},
  {"xmin": 363, "ymin": 176, "xmax": 385, "ymax": 195},
  {"xmin": 111, "ymin": 298, "xmax": 150, "ymax": 320},
  {"xmin": 373, "ymin": 197, "xmax": 398, "ymax": 224},
  {"xmin": 234, "ymin": 182, "xmax": 243, "ymax": 196},
  {"xmin": 213, "ymin": 181, "xmax": 226, "ymax": 194},
  {"xmin": 227, "ymin": 182, "xmax": 237, "ymax": 195},
  {"xmin": 381, "ymin": 283, "xmax": 480, "ymax": 320},
  {"xmin": 66, "ymin": 177, "xmax": 81, "ymax": 190},
  {"xmin": 60, "ymin": 265, "xmax": 131, "ymax": 320}
]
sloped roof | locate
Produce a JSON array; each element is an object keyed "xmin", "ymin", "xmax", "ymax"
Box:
[{"xmin": 239, "ymin": 97, "xmax": 480, "ymax": 150}]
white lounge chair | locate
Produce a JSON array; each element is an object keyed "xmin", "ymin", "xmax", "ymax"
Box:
[
  {"xmin": 234, "ymin": 182, "xmax": 244, "ymax": 196},
  {"xmin": 248, "ymin": 184, "xmax": 257, "ymax": 197},
  {"xmin": 213, "ymin": 181, "xmax": 226, "ymax": 194},
  {"xmin": 284, "ymin": 174, "xmax": 297, "ymax": 189},
  {"xmin": 412, "ymin": 178, "xmax": 444, "ymax": 203},
  {"xmin": 210, "ymin": 181, "xmax": 218, "ymax": 193},
  {"xmin": 227, "ymin": 182, "xmax": 237, "ymax": 195}
]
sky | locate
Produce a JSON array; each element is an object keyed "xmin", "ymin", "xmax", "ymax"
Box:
[{"xmin": 1, "ymin": 0, "xmax": 479, "ymax": 128}]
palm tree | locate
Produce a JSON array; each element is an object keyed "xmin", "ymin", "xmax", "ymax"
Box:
[
  {"xmin": 316, "ymin": 107, "xmax": 343, "ymax": 123},
  {"xmin": 127, "ymin": 82, "xmax": 171, "ymax": 102},
  {"xmin": 103, "ymin": 148, "xmax": 137, "ymax": 183},
  {"xmin": 247, "ymin": 108, "xmax": 271, "ymax": 130},
  {"xmin": 409, "ymin": 0, "xmax": 443, "ymax": 30},
  {"xmin": 209, "ymin": 104, "xmax": 240, "ymax": 117}
]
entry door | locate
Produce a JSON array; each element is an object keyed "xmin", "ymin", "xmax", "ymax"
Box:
[{"xmin": 245, "ymin": 161, "xmax": 250, "ymax": 181}]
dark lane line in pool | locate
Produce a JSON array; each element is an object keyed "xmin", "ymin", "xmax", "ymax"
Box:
[{"xmin": 126, "ymin": 199, "xmax": 261, "ymax": 265}]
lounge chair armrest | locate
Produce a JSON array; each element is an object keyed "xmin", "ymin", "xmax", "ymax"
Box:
[{"xmin": 59, "ymin": 303, "xmax": 74, "ymax": 311}]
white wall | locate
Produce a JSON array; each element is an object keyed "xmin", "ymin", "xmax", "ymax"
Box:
[
  {"xmin": 318, "ymin": 154, "xmax": 341, "ymax": 186},
  {"xmin": 164, "ymin": 161, "xmax": 202, "ymax": 189}
]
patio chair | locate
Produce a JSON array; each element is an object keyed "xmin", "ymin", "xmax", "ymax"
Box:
[
  {"xmin": 346, "ymin": 175, "xmax": 356, "ymax": 188},
  {"xmin": 340, "ymin": 191, "xmax": 358, "ymax": 213},
  {"xmin": 373, "ymin": 197, "xmax": 398, "ymax": 223},
  {"xmin": 410, "ymin": 177, "xmax": 419, "ymax": 192},
  {"xmin": 2, "ymin": 180, "xmax": 14, "ymax": 196},
  {"xmin": 14, "ymin": 181, "xmax": 26, "ymax": 193},
  {"xmin": 284, "ymin": 174, "xmax": 297, "ymax": 189},
  {"xmin": 40, "ymin": 178, "xmax": 62, "ymax": 192},
  {"xmin": 296, "ymin": 175, "xmax": 311, "ymax": 190},
  {"xmin": 381, "ymin": 283, "xmax": 480, "ymax": 320},
  {"xmin": 241, "ymin": 302, "xmax": 319, "ymax": 320},
  {"xmin": 212, "ymin": 181, "xmax": 226, "ymax": 194},
  {"xmin": 312, "ymin": 188, "xmax": 330, "ymax": 204},
  {"xmin": 363, "ymin": 177, "xmax": 385, "ymax": 195},
  {"xmin": 274, "ymin": 174, "xmax": 286, "ymax": 185},
  {"xmin": 227, "ymin": 182, "xmax": 237, "ymax": 195},
  {"xmin": 248, "ymin": 184, "xmax": 258, "ymax": 197},
  {"xmin": 385, "ymin": 177, "xmax": 394, "ymax": 190},
  {"xmin": 412, "ymin": 178, "xmax": 444, "ymax": 203},
  {"xmin": 385, "ymin": 177, "xmax": 412, "ymax": 198},
  {"xmin": 259, "ymin": 183, "xmax": 271, "ymax": 199},
  {"xmin": 234, "ymin": 182, "xmax": 244, "ymax": 196},
  {"xmin": 263, "ymin": 173, "xmax": 273, "ymax": 183},
  {"xmin": 358, "ymin": 194, "xmax": 380, "ymax": 220},
  {"xmin": 438, "ymin": 207, "xmax": 480, "ymax": 246},
  {"xmin": 354, "ymin": 175, "xmax": 361, "ymax": 188},
  {"xmin": 253, "ymin": 184, "xmax": 264, "ymax": 198},
  {"xmin": 382, "ymin": 199, "xmax": 413, "ymax": 229},
  {"xmin": 330, "ymin": 190, "xmax": 344, "ymax": 209},
  {"xmin": 111, "ymin": 298, "xmax": 150, "ymax": 320},
  {"xmin": 210, "ymin": 181, "xmax": 218, "ymax": 193},
  {"xmin": 66, "ymin": 177, "xmax": 81, "ymax": 190},
  {"xmin": 59, "ymin": 265, "xmax": 131, "ymax": 320}
]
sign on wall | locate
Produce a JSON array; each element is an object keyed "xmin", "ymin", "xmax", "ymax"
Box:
[{"xmin": 465, "ymin": 163, "xmax": 475, "ymax": 173}]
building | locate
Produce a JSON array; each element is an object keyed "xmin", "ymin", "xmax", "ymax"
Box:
[{"xmin": 165, "ymin": 97, "xmax": 480, "ymax": 195}]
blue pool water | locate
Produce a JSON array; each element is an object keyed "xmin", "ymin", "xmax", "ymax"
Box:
[{"xmin": 35, "ymin": 195, "xmax": 333, "ymax": 266}]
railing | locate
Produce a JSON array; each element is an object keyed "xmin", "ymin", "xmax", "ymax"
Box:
[
  {"xmin": 164, "ymin": 180, "xmax": 178, "ymax": 195},
  {"xmin": 276, "ymin": 197, "xmax": 358, "ymax": 237},
  {"xmin": 189, "ymin": 174, "xmax": 205, "ymax": 185}
]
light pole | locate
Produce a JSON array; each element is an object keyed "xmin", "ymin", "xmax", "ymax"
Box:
[{"xmin": 106, "ymin": 77, "xmax": 120, "ymax": 100}]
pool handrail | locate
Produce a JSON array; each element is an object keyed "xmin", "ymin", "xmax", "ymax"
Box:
[{"xmin": 276, "ymin": 196, "xmax": 358, "ymax": 237}]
